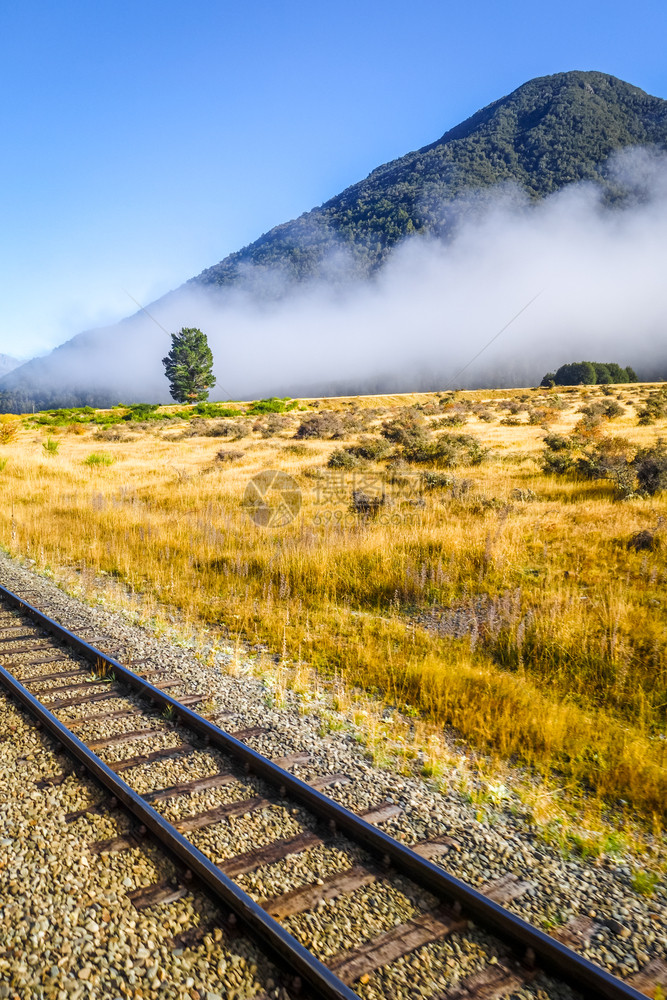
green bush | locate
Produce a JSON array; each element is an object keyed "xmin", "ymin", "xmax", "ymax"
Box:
[
  {"xmin": 42, "ymin": 437, "xmax": 59, "ymax": 456},
  {"xmin": 32, "ymin": 406, "xmax": 96, "ymax": 427},
  {"xmin": 247, "ymin": 397, "xmax": 297, "ymax": 415},
  {"xmin": 542, "ymin": 432, "xmax": 577, "ymax": 475},
  {"xmin": 543, "ymin": 433, "xmax": 573, "ymax": 452},
  {"xmin": 191, "ymin": 402, "xmax": 243, "ymax": 418},
  {"xmin": 83, "ymin": 452, "xmax": 114, "ymax": 467},
  {"xmin": 122, "ymin": 403, "xmax": 164, "ymax": 422},
  {"xmin": 542, "ymin": 450, "xmax": 575, "ymax": 475},
  {"xmin": 91, "ymin": 412, "xmax": 125, "ymax": 426}
]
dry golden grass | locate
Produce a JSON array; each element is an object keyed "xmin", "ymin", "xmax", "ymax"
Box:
[{"xmin": 0, "ymin": 385, "xmax": 665, "ymax": 829}]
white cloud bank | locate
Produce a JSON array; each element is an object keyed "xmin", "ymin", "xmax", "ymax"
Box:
[{"xmin": 4, "ymin": 146, "xmax": 667, "ymax": 406}]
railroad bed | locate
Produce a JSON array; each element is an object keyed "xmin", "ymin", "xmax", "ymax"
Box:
[{"xmin": 0, "ymin": 581, "xmax": 664, "ymax": 1000}]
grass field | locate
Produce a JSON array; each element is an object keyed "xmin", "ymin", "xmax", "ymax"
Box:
[{"xmin": 0, "ymin": 384, "xmax": 665, "ymax": 842}]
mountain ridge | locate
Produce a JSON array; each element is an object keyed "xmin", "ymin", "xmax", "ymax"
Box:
[{"xmin": 192, "ymin": 70, "xmax": 667, "ymax": 290}]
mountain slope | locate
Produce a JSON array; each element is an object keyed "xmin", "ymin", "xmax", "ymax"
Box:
[
  {"xmin": 194, "ymin": 70, "xmax": 667, "ymax": 288},
  {"xmin": 2, "ymin": 70, "xmax": 667, "ymax": 411},
  {"xmin": 0, "ymin": 355, "xmax": 20, "ymax": 378}
]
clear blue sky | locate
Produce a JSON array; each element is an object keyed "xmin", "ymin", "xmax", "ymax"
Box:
[{"xmin": 1, "ymin": 0, "xmax": 666, "ymax": 358}]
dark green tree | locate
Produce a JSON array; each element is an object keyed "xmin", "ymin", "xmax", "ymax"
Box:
[
  {"xmin": 554, "ymin": 361, "xmax": 597, "ymax": 385},
  {"xmin": 603, "ymin": 362, "xmax": 634, "ymax": 383},
  {"xmin": 162, "ymin": 328, "xmax": 216, "ymax": 403},
  {"xmin": 593, "ymin": 363, "xmax": 612, "ymax": 384}
]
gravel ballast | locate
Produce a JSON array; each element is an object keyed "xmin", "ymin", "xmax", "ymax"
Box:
[{"xmin": 0, "ymin": 551, "xmax": 664, "ymax": 999}]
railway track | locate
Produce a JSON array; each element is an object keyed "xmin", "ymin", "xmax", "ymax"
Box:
[{"xmin": 0, "ymin": 581, "xmax": 664, "ymax": 1000}]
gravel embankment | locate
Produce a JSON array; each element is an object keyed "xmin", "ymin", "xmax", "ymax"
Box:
[{"xmin": 0, "ymin": 552, "xmax": 664, "ymax": 1000}]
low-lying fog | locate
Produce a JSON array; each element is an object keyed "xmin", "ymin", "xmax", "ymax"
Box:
[{"xmin": 4, "ymin": 146, "xmax": 667, "ymax": 407}]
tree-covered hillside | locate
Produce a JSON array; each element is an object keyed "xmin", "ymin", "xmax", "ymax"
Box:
[{"xmin": 194, "ymin": 71, "xmax": 667, "ymax": 288}]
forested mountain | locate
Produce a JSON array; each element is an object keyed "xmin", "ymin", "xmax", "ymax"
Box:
[
  {"xmin": 193, "ymin": 71, "xmax": 667, "ymax": 288},
  {"xmin": 2, "ymin": 70, "xmax": 667, "ymax": 411}
]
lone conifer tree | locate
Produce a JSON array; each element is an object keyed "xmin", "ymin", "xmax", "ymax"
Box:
[{"xmin": 162, "ymin": 327, "xmax": 216, "ymax": 403}]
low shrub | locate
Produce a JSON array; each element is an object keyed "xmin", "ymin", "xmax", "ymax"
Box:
[
  {"xmin": 253, "ymin": 413, "xmax": 291, "ymax": 438},
  {"xmin": 188, "ymin": 419, "xmax": 247, "ymax": 440},
  {"xmin": 544, "ymin": 433, "xmax": 573, "ymax": 452},
  {"xmin": 350, "ymin": 490, "xmax": 385, "ymax": 519},
  {"xmin": 91, "ymin": 412, "xmax": 124, "ymax": 426},
  {"xmin": 42, "ymin": 437, "xmax": 59, "ymax": 456},
  {"xmin": 94, "ymin": 426, "xmax": 134, "ymax": 442},
  {"xmin": 295, "ymin": 412, "xmax": 344, "ymax": 439},
  {"xmin": 83, "ymin": 452, "xmax": 114, "ymax": 466},
  {"xmin": 216, "ymin": 449, "xmax": 245, "ymax": 464},
  {"xmin": 580, "ymin": 400, "xmax": 624, "ymax": 420},
  {"xmin": 31, "ymin": 406, "xmax": 96, "ymax": 427},
  {"xmin": 122, "ymin": 403, "xmax": 164, "ymax": 422},
  {"xmin": 603, "ymin": 401, "xmax": 625, "ymax": 419},
  {"xmin": 421, "ymin": 471, "xmax": 455, "ymax": 490},
  {"xmin": 577, "ymin": 437, "xmax": 636, "ymax": 496},
  {"xmin": 247, "ymin": 397, "xmax": 297, "ymax": 414},
  {"xmin": 328, "ymin": 449, "xmax": 364, "ymax": 470},
  {"xmin": 542, "ymin": 451, "xmax": 575, "ymax": 475},
  {"xmin": 437, "ymin": 414, "xmax": 467, "ymax": 427},
  {"xmin": 627, "ymin": 530, "xmax": 660, "ymax": 552},
  {"xmin": 404, "ymin": 433, "xmax": 487, "ymax": 468},
  {"xmin": 633, "ymin": 439, "xmax": 667, "ymax": 495},
  {"xmin": 348, "ymin": 435, "xmax": 393, "ymax": 461},
  {"xmin": 191, "ymin": 402, "xmax": 243, "ymax": 418},
  {"xmin": 381, "ymin": 409, "xmax": 426, "ymax": 446},
  {"xmin": 510, "ymin": 487, "xmax": 537, "ymax": 502},
  {"xmin": 0, "ymin": 422, "xmax": 18, "ymax": 443},
  {"xmin": 542, "ymin": 431, "xmax": 667, "ymax": 498},
  {"xmin": 473, "ymin": 407, "xmax": 494, "ymax": 422},
  {"xmin": 637, "ymin": 389, "xmax": 667, "ymax": 425}
]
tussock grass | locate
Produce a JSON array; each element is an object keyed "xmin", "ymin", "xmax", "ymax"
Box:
[{"xmin": 1, "ymin": 385, "xmax": 666, "ymax": 824}]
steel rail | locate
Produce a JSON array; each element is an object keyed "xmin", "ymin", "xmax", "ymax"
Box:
[
  {"xmin": 0, "ymin": 584, "xmax": 648, "ymax": 1000},
  {"xmin": 0, "ymin": 662, "xmax": 359, "ymax": 1000}
]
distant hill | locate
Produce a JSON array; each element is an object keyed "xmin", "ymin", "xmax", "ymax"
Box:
[{"xmin": 2, "ymin": 70, "xmax": 667, "ymax": 411}]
